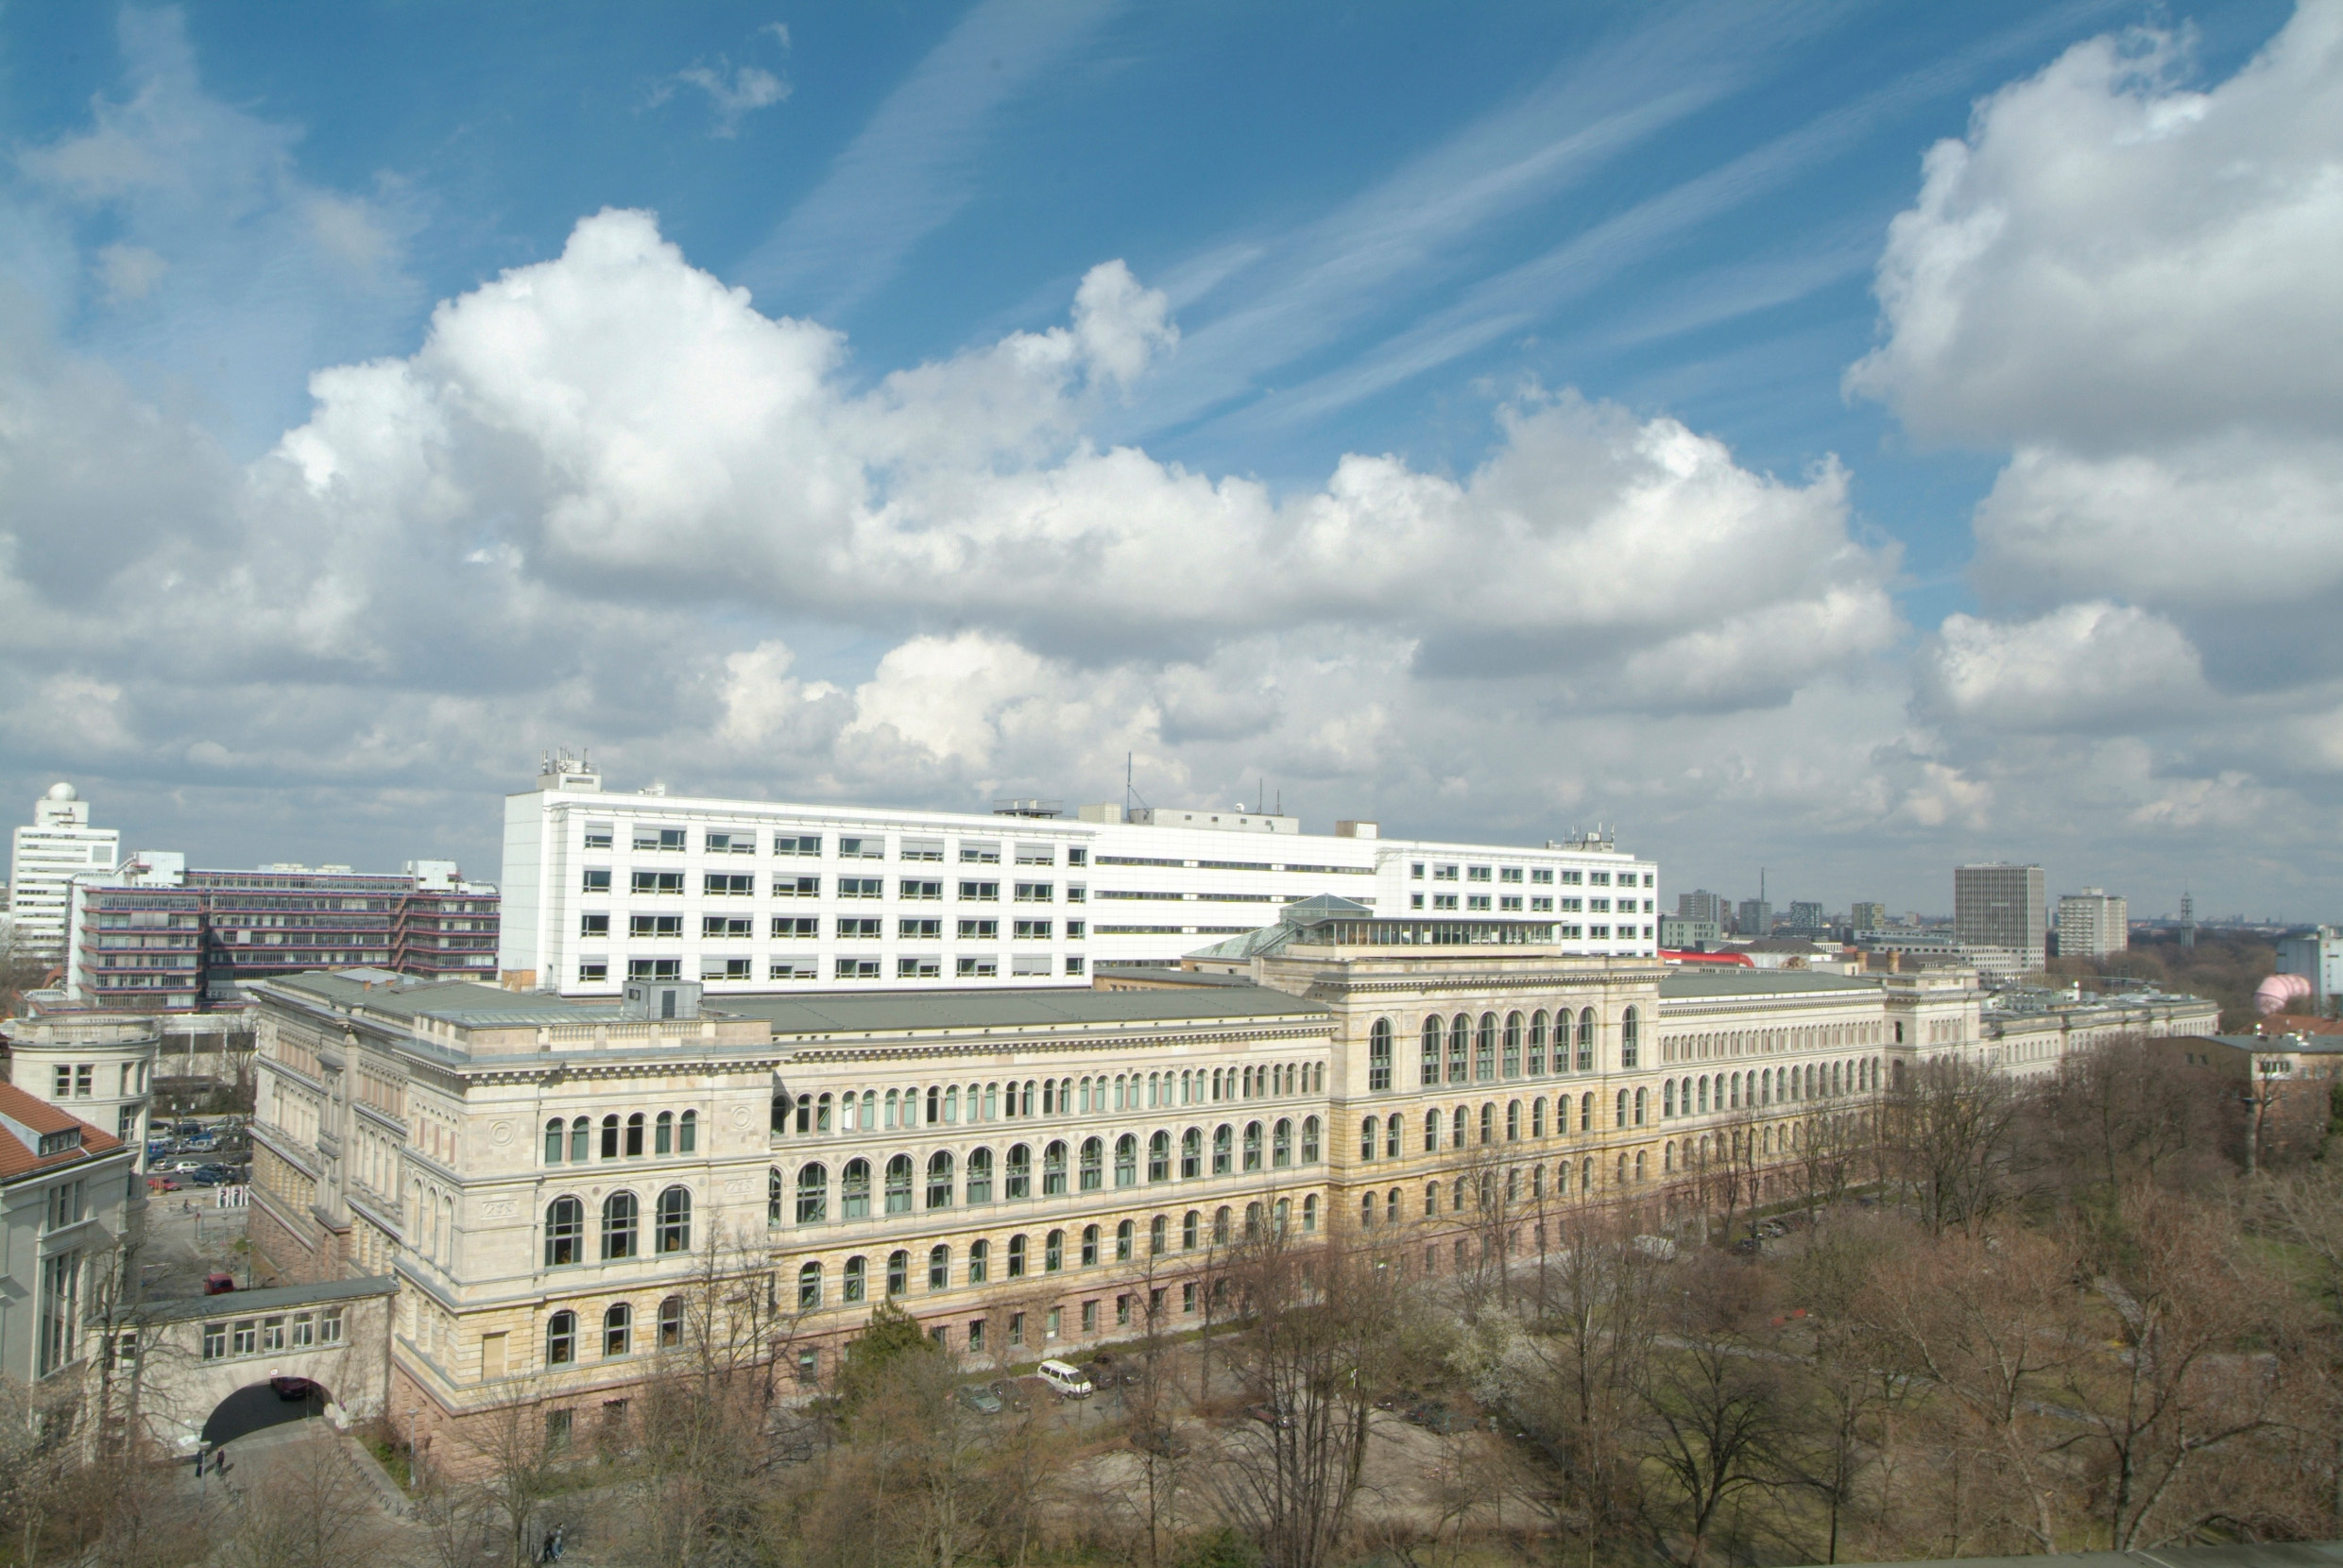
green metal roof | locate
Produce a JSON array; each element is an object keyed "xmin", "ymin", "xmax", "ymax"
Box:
[
  {"xmin": 1657, "ymin": 969, "xmax": 1881, "ymax": 998},
  {"xmin": 712, "ymin": 985, "xmax": 1329, "ymax": 1036},
  {"xmin": 267, "ymin": 972, "xmax": 628, "ymax": 1024}
]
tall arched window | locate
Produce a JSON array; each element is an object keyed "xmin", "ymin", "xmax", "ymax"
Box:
[
  {"xmin": 1664, "ymin": 1081, "xmax": 1676, "ymax": 1116},
  {"xmin": 1361, "ymin": 1116, "xmax": 1379, "ymax": 1161},
  {"xmin": 1183, "ymin": 1211, "xmax": 1200, "ymax": 1250},
  {"xmin": 926, "ymin": 1150, "xmax": 955, "ymax": 1209},
  {"xmin": 885, "ymin": 1154, "xmax": 914, "ymax": 1213},
  {"xmin": 1242, "ymin": 1122, "xmax": 1264, "ymax": 1172},
  {"xmin": 968, "ymin": 1239, "xmax": 989, "ymax": 1284},
  {"xmin": 655, "ymin": 1110, "xmax": 675, "ymax": 1154},
  {"xmin": 1044, "ymin": 1140, "xmax": 1069, "ymax": 1196},
  {"xmin": 570, "ymin": 1116, "xmax": 590, "ymax": 1163},
  {"xmin": 1633, "ymin": 1086, "xmax": 1647, "ymax": 1126},
  {"xmin": 1214, "ymin": 1207, "xmax": 1232, "ymax": 1245},
  {"xmin": 1577, "ymin": 1008, "xmax": 1596, "ymax": 1071},
  {"xmin": 1181, "ymin": 1128, "xmax": 1203, "ymax": 1178},
  {"xmin": 768, "ymin": 1167, "xmax": 783, "ymax": 1226},
  {"xmin": 1421, "ymin": 1017, "xmax": 1443, "ymax": 1087},
  {"xmin": 1045, "ymin": 1230, "xmax": 1065, "ymax": 1271},
  {"xmin": 1474, "ymin": 1013, "xmax": 1496, "ymax": 1082},
  {"xmin": 797, "ymin": 1164, "xmax": 829, "ymax": 1224},
  {"xmin": 1424, "ymin": 1109, "xmax": 1440, "ymax": 1152},
  {"xmin": 655, "ymin": 1186, "xmax": 692, "ymax": 1253},
  {"xmin": 1080, "ymin": 1224, "xmax": 1100, "ymax": 1266},
  {"xmin": 658, "ymin": 1296, "xmax": 685, "ymax": 1351},
  {"xmin": 1080, "ymin": 1137, "xmax": 1104, "ymax": 1191},
  {"xmin": 1006, "ymin": 1235, "xmax": 1028, "ymax": 1278},
  {"xmin": 677, "ymin": 1108, "xmax": 697, "ymax": 1152},
  {"xmin": 626, "ymin": 1112, "xmax": 646, "ymax": 1156},
  {"xmin": 1301, "ymin": 1115, "xmax": 1322, "ymax": 1164},
  {"xmin": 1615, "ymin": 1090, "xmax": 1628, "ymax": 1129},
  {"xmin": 1148, "ymin": 1131, "xmax": 1171, "ymax": 1183},
  {"xmin": 1448, "ymin": 1014, "xmax": 1471, "ymax": 1083},
  {"xmin": 1451, "ymin": 1106, "xmax": 1467, "ymax": 1148},
  {"xmin": 1006, "ymin": 1143, "xmax": 1032, "ymax": 1199},
  {"xmin": 1115, "ymin": 1134, "xmax": 1138, "ymax": 1187},
  {"xmin": 547, "ymin": 1310, "xmax": 576, "ymax": 1366},
  {"xmin": 844, "ymin": 1255, "xmax": 867, "ymax": 1303},
  {"xmin": 966, "ymin": 1147, "xmax": 994, "ymax": 1203},
  {"xmin": 886, "ymin": 1250, "xmax": 909, "ymax": 1297},
  {"xmin": 1303, "ymin": 1194, "xmax": 1318, "ymax": 1233},
  {"xmin": 1621, "ymin": 1005, "xmax": 1640, "ymax": 1069},
  {"xmin": 605, "ymin": 1304, "xmax": 632, "ymax": 1357},
  {"xmin": 544, "ymin": 1197, "xmax": 583, "ymax": 1267},
  {"xmin": 798, "ymin": 1261, "xmax": 822, "ymax": 1309},
  {"xmin": 1507, "ymin": 1100, "xmax": 1521, "ymax": 1141},
  {"xmin": 544, "ymin": 1117, "xmax": 565, "ymax": 1164},
  {"xmin": 1529, "ymin": 1011, "xmax": 1548, "ymax": 1075},
  {"xmin": 1581, "ymin": 1091, "xmax": 1594, "ymax": 1132},
  {"xmin": 1117, "ymin": 1219, "xmax": 1136, "ymax": 1262},
  {"xmin": 601, "ymin": 1114, "xmax": 621, "ymax": 1159},
  {"xmin": 1503, "ymin": 1013, "xmax": 1523, "ymax": 1078},
  {"xmin": 1370, "ymin": 1018, "xmax": 1394, "ymax": 1091},
  {"xmin": 1213, "ymin": 1125, "xmax": 1234, "ymax": 1175},
  {"xmin": 1150, "ymin": 1214, "xmax": 1167, "ymax": 1254},
  {"xmin": 929, "ymin": 1245, "xmax": 950, "ymax": 1291},
  {"xmin": 1273, "ymin": 1118, "xmax": 1293, "ymax": 1167},
  {"xmin": 1532, "ymin": 1097, "xmax": 1547, "ymax": 1137},
  {"xmin": 602, "ymin": 1191, "xmax": 638, "ymax": 1259},
  {"xmin": 1479, "ymin": 1103, "xmax": 1494, "ymax": 1144}
]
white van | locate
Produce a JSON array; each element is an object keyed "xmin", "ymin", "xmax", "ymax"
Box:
[{"xmin": 1036, "ymin": 1358, "xmax": 1093, "ymax": 1398}]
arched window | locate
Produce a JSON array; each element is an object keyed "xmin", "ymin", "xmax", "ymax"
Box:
[
  {"xmin": 1006, "ymin": 1143, "xmax": 1032, "ymax": 1199},
  {"xmin": 968, "ymin": 1240, "xmax": 989, "ymax": 1284},
  {"xmin": 1452, "ymin": 1106, "xmax": 1467, "ymax": 1148},
  {"xmin": 1421, "ymin": 1017, "xmax": 1443, "ymax": 1087},
  {"xmin": 1149, "ymin": 1131, "xmax": 1171, "ymax": 1183},
  {"xmin": 1213, "ymin": 1125, "xmax": 1234, "ymax": 1176},
  {"xmin": 799, "ymin": 1261, "xmax": 823, "ymax": 1310},
  {"xmin": 605, "ymin": 1304, "xmax": 632, "ymax": 1357},
  {"xmin": 1424, "ymin": 1109, "xmax": 1440, "ymax": 1153},
  {"xmin": 1243, "ymin": 1122, "xmax": 1264, "ymax": 1172},
  {"xmin": 797, "ymin": 1164, "xmax": 829, "ymax": 1225},
  {"xmin": 1615, "ymin": 1090, "xmax": 1628, "ymax": 1129},
  {"xmin": 1503, "ymin": 1013, "xmax": 1523, "ymax": 1078},
  {"xmin": 655, "ymin": 1186, "xmax": 692, "ymax": 1254},
  {"xmin": 1581, "ymin": 1091, "xmax": 1593, "ymax": 1132},
  {"xmin": 658, "ymin": 1296, "xmax": 685, "ymax": 1351},
  {"xmin": 829, "ymin": 1157, "xmax": 866, "ymax": 1219},
  {"xmin": 678, "ymin": 1108, "xmax": 697, "ymax": 1153},
  {"xmin": 885, "ymin": 1154, "xmax": 914, "ymax": 1214},
  {"xmin": 1361, "ymin": 1116, "xmax": 1379, "ymax": 1161},
  {"xmin": 1633, "ymin": 1086, "xmax": 1647, "ymax": 1126},
  {"xmin": 1116, "ymin": 1133, "xmax": 1138, "ymax": 1187},
  {"xmin": 886, "ymin": 1251, "xmax": 909, "ymax": 1297},
  {"xmin": 602, "ymin": 1192, "xmax": 638, "ymax": 1259},
  {"xmin": 1273, "ymin": 1118, "xmax": 1293, "ymax": 1168},
  {"xmin": 544, "ymin": 1197, "xmax": 583, "ymax": 1267},
  {"xmin": 1507, "ymin": 1100, "xmax": 1521, "ymax": 1141},
  {"xmin": 844, "ymin": 1255, "xmax": 867, "ymax": 1303},
  {"xmin": 1621, "ymin": 1006, "xmax": 1640, "ymax": 1069},
  {"xmin": 1370, "ymin": 1018, "xmax": 1394, "ymax": 1091},
  {"xmin": 1274, "ymin": 1197, "xmax": 1291, "ymax": 1233},
  {"xmin": 1424, "ymin": 1183, "xmax": 1439, "ymax": 1219},
  {"xmin": 1362, "ymin": 1191, "xmax": 1377, "ymax": 1228},
  {"xmin": 655, "ymin": 1110, "xmax": 675, "ymax": 1155},
  {"xmin": 544, "ymin": 1118, "xmax": 565, "ymax": 1165},
  {"xmin": 626, "ymin": 1112, "xmax": 646, "ymax": 1156},
  {"xmin": 1479, "ymin": 1103, "xmax": 1494, "ymax": 1144},
  {"xmin": 547, "ymin": 1310, "xmax": 577, "ymax": 1366},
  {"xmin": 1045, "ymin": 1230, "xmax": 1065, "ymax": 1272},
  {"xmin": 1529, "ymin": 1010, "xmax": 1548, "ymax": 1075},
  {"xmin": 1182, "ymin": 1128, "xmax": 1203, "ymax": 1178},
  {"xmin": 925, "ymin": 1150, "xmax": 955, "ymax": 1209},
  {"xmin": 1006, "ymin": 1235, "xmax": 1028, "ymax": 1279},
  {"xmin": 1634, "ymin": 1149, "xmax": 1647, "ymax": 1182},
  {"xmin": 1448, "ymin": 1014, "xmax": 1471, "ymax": 1084},
  {"xmin": 1664, "ymin": 1081, "xmax": 1676, "ymax": 1116},
  {"xmin": 601, "ymin": 1114, "xmax": 621, "ymax": 1159},
  {"xmin": 768, "ymin": 1167, "xmax": 783, "ymax": 1226},
  {"xmin": 966, "ymin": 1148, "xmax": 994, "ymax": 1203},
  {"xmin": 1577, "ymin": 1008, "xmax": 1596, "ymax": 1071},
  {"xmin": 1044, "ymin": 1141, "xmax": 1069, "ymax": 1196},
  {"xmin": 1183, "ymin": 1211, "xmax": 1200, "ymax": 1250},
  {"xmin": 1117, "ymin": 1219, "xmax": 1136, "ymax": 1261},
  {"xmin": 1302, "ymin": 1115, "xmax": 1322, "ymax": 1164},
  {"xmin": 1080, "ymin": 1137, "xmax": 1104, "ymax": 1192},
  {"xmin": 1221, "ymin": 1206, "xmax": 1238, "ymax": 1244},
  {"xmin": 929, "ymin": 1245, "xmax": 950, "ymax": 1291},
  {"xmin": 1150, "ymin": 1214, "xmax": 1167, "ymax": 1255},
  {"xmin": 570, "ymin": 1117, "xmax": 590, "ymax": 1163}
]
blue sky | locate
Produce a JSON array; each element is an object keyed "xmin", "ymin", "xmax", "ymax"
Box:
[{"xmin": 0, "ymin": 1, "xmax": 2335, "ymax": 920}]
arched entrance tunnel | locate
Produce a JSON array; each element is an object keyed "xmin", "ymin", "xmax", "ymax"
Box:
[{"xmin": 200, "ymin": 1378, "xmax": 332, "ymax": 1449}]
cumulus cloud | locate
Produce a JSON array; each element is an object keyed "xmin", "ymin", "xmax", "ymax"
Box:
[{"xmin": 1920, "ymin": 602, "xmax": 2211, "ymax": 732}]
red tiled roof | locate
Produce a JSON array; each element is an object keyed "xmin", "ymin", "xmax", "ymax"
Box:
[{"xmin": 0, "ymin": 1081, "xmax": 126, "ymax": 1182}]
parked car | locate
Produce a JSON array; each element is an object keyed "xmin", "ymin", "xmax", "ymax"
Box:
[
  {"xmin": 987, "ymin": 1379, "xmax": 1032, "ymax": 1412},
  {"xmin": 268, "ymin": 1373, "xmax": 318, "ymax": 1401},
  {"xmin": 957, "ymin": 1386, "xmax": 1004, "ymax": 1415},
  {"xmin": 1035, "ymin": 1359, "xmax": 1093, "ymax": 1399},
  {"xmin": 188, "ymin": 1168, "xmax": 233, "ymax": 1187},
  {"xmin": 145, "ymin": 1174, "xmax": 180, "ymax": 1193},
  {"xmin": 202, "ymin": 1272, "xmax": 237, "ymax": 1295}
]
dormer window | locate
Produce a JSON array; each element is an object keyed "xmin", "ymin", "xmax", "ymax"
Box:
[{"xmin": 38, "ymin": 1128, "xmax": 81, "ymax": 1157}]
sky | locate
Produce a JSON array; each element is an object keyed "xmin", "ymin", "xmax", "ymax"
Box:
[{"xmin": 0, "ymin": 0, "xmax": 2335, "ymax": 922}]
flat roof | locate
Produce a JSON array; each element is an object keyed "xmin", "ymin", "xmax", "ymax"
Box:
[
  {"xmin": 710, "ymin": 985, "xmax": 1330, "ymax": 1036},
  {"xmin": 129, "ymin": 1273, "xmax": 398, "ymax": 1324},
  {"xmin": 267, "ymin": 973, "xmax": 628, "ymax": 1025},
  {"xmin": 1658, "ymin": 970, "xmax": 1881, "ymax": 999}
]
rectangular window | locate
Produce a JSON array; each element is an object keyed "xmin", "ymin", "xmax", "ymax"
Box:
[
  {"xmin": 1014, "ymin": 881, "xmax": 1052, "ymax": 902},
  {"xmin": 839, "ymin": 877, "xmax": 882, "ymax": 899},
  {"xmin": 774, "ymin": 875, "xmax": 820, "ymax": 897},
  {"xmin": 321, "ymin": 1307, "xmax": 344, "ymax": 1345},
  {"xmin": 1434, "ymin": 864, "xmax": 1459, "ymax": 881},
  {"xmin": 957, "ymin": 957, "xmax": 999, "ymax": 979},
  {"xmin": 1433, "ymin": 895, "xmax": 1459, "ymax": 911},
  {"xmin": 202, "ymin": 1322, "xmax": 227, "ymax": 1360},
  {"xmin": 838, "ymin": 836, "xmax": 883, "ymax": 859},
  {"xmin": 290, "ymin": 1313, "xmax": 315, "ymax": 1349},
  {"xmin": 772, "ymin": 915, "xmax": 818, "ymax": 938},
  {"xmin": 899, "ymin": 878, "xmax": 942, "ymax": 900},
  {"xmin": 796, "ymin": 1350, "xmax": 818, "ymax": 1385},
  {"xmin": 834, "ymin": 958, "xmax": 881, "ymax": 980},
  {"xmin": 1591, "ymin": 897, "xmax": 1611, "ymax": 913},
  {"xmin": 960, "ymin": 841, "xmax": 1000, "ymax": 863},
  {"xmin": 1065, "ymin": 956, "xmax": 1085, "ymax": 977},
  {"xmin": 1468, "ymin": 866, "xmax": 1493, "ymax": 882},
  {"xmin": 1013, "ymin": 919, "xmax": 1052, "ymax": 940},
  {"xmin": 959, "ymin": 880, "xmax": 1000, "ymax": 901},
  {"xmin": 582, "ymin": 868, "xmax": 611, "ymax": 893},
  {"xmin": 1466, "ymin": 895, "xmax": 1491, "ymax": 912},
  {"xmin": 261, "ymin": 1317, "xmax": 286, "ymax": 1353},
  {"xmin": 629, "ymin": 871, "xmax": 684, "ymax": 895},
  {"xmin": 578, "ymin": 960, "xmax": 608, "ymax": 982},
  {"xmin": 898, "ymin": 956, "xmax": 942, "ymax": 979},
  {"xmin": 1065, "ymin": 884, "xmax": 1086, "ymax": 903},
  {"xmin": 837, "ymin": 917, "xmax": 881, "ymax": 939},
  {"xmin": 1067, "ymin": 847, "xmax": 1087, "ymax": 866},
  {"xmin": 1531, "ymin": 896, "xmax": 1553, "ymax": 912},
  {"xmin": 770, "ymin": 961, "xmax": 818, "ymax": 980},
  {"xmin": 1015, "ymin": 844, "xmax": 1055, "ymax": 865},
  {"xmin": 1561, "ymin": 897, "xmax": 1583, "ymax": 912},
  {"xmin": 627, "ymin": 959, "xmax": 682, "ymax": 981},
  {"xmin": 900, "ymin": 837, "xmax": 945, "ymax": 861},
  {"xmin": 704, "ymin": 831, "xmax": 757, "ymax": 854},
  {"xmin": 776, "ymin": 834, "xmax": 822, "ymax": 857},
  {"xmin": 1561, "ymin": 870, "xmax": 1583, "ymax": 885},
  {"xmin": 702, "ymin": 915, "xmax": 752, "ymax": 938},
  {"xmin": 580, "ymin": 912, "xmax": 608, "ymax": 937},
  {"xmin": 1500, "ymin": 867, "xmax": 1524, "ymax": 883},
  {"xmin": 704, "ymin": 873, "xmax": 754, "ymax": 896},
  {"xmin": 899, "ymin": 917, "xmax": 941, "ymax": 940},
  {"xmin": 627, "ymin": 914, "xmax": 684, "ymax": 938},
  {"xmin": 1011, "ymin": 953, "xmax": 1052, "ymax": 977},
  {"xmin": 1499, "ymin": 895, "xmax": 1522, "ymax": 912},
  {"xmin": 1082, "ymin": 1301, "xmax": 1098, "ymax": 1334},
  {"xmin": 233, "ymin": 1320, "xmax": 258, "ymax": 1355},
  {"xmin": 701, "ymin": 957, "xmax": 753, "ymax": 980},
  {"xmin": 1591, "ymin": 871, "xmax": 1611, "ymax": 886},
  {"xmin": 1591, "ymin": 925, "xmax": 1611, "ymax": 939},
  {"xmin": 632, "ymin": 827, "xmax": 687, "ymax": 852},
  {"xmin": 1065, "ymin": 920, "xmax": 1085, "ymax": 939},
  {"xmin": 956, "ymin": 918, "xmax": 999, "ymax": 940},
  {"xmin": 584, "ymin": 823, "xmax": 613, "ymax": 849},
  {"xmin": 1531, "ymin": 868, "xmax": 1554, "ymax": 884},
  {"xmin": 1411, "ymin": 862, "xmax": 1425, "ymax": 878}
]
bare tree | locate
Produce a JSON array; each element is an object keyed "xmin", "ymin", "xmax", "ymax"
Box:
[
  {"xmin": 1886, "ymin": 1054, "xmax": 2028, "ymax": 1237},
  {"xmin": 217, "ymin": 1427, "xmax": 394, "ymax": 1568}
]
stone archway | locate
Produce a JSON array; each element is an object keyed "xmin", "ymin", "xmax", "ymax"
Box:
[{"xmin": 200, "ymin": 1377, "xmax": 332, "ymax": 1448}]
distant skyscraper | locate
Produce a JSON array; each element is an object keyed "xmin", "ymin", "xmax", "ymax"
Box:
[
  {"xmin": 1954, "ymin": 862, "xmax": 2046, "ymax": 977},
  {"xmin": 1736, "ymin": 898, "xmax": 1772, "ymax": 936},
  {"xmin": 1850, "ymin": 901, "xmax": 1888, "ymax": 932},
  {"xmin": 2055, "ymin": 889, "xmax": 2129, "ymax": 959},
  {"xmin": 1676, "ymin": 889, "xmax": 1729, "ymax": 926},
  {"xmin": 1786, "ymin": 900, "xmax": 1826, "ymax": 934},
  {"xmin": 9, "ymin": 784, "xmax": 119, "ymax": 956}
]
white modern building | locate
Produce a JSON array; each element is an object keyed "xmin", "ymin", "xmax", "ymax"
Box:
[
  {"xmin": 2055, "ymin": 889, "xmax": 2129, "ymax": 960},
  {"xmin": 1954, "ymin": 862, "xmax": 2046, "ymax": 980},
  {"xmin": 9, "ymin": 784, "xmax": 120, "ymax": 958},
  {"xmin": 2277, "ymin": 927, "xmax": 2343, "ymax": 1010},
  {"xmin": 500, "ymin": 756, "xmax": 1660, "ymax": 997}
]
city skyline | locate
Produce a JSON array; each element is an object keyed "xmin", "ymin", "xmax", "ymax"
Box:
[{"xmin": 0, "ymin": 2, "xmax": 2333, "ymax": 921}]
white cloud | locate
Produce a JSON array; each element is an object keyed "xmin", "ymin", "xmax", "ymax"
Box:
[
  {"xmin": 1921, "ymin": 602, "xmax": 2210, "ymax": 732},
  {"xmin": 657, "ymin": 62, "xmax": 791, "ymax": 137}
]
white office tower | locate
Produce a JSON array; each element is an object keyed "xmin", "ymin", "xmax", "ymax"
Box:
[
  {"xmin": 501, "ymin": 755, "xmax": 1661, "ymax": 995},
  {"xmin": 2055, "ymin": 889, "xmax": 2129, "ymax": 960},
  {"xmin": 9, "ymin": 784, "xmax": 120, "ymax": 957},
  {"xmin": 1954, "ymin": 861, "xmax": 2046, "ymax": 980}
]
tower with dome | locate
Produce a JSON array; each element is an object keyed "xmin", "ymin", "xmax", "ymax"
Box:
[{"xmin": 9, "ymin": 782, "xmax": 121, "ymax": 958}]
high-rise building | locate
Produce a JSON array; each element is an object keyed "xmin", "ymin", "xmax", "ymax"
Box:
[
  {"xmin": 1849, "ymin": 902, "xmax": 1888, "ymax": 933},
  {"xmin": 1785, "ymin": 901, "xmax": 1827, "ymax": 934},
  {"xmin": 2055, "ymin": 889, "xmax": 2129, "ymax": 960},
  {"xmin": 1676, "ymin": 889, "xmax": 1729, "ymax": 926},
  {"xmin": 2277, "ymin": 927, "xmax": 2343, "ymax": 1009},
  {"xmin": 9, "ymin": 784, "xmax": 119, "ymax": 956},
  {"xmin": 1736, "ymin": 899, "xmax": 1772, "ymax": 937},
  {"xmin": 1954, "ymin": 863, "xmax": 2045, "ymax": 978}
]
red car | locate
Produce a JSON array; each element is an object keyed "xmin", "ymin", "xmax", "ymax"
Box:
[
  {"xmin": 269, "ymin": 1374, "xmax": 320, "ymax": 1402},
  {"xmin": 202, "ymin": 1272, "xmax": 236, "ymax": 1296}
]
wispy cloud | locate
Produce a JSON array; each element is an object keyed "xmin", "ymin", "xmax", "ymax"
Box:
[
  {"xmin": 732, "ymin": 0, "xmax": 1118, "ymax": 316},
  {"xmin": 1223, "ymin": 0, "xmax": 2126, "ymax": 435},
  {"xmin": 657, "ymin": 61, "xmax": 791, "ymax": 138}
]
